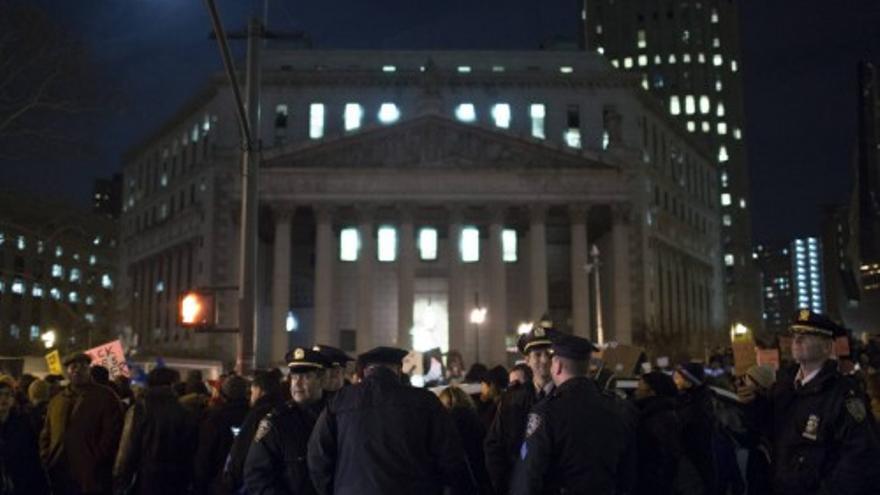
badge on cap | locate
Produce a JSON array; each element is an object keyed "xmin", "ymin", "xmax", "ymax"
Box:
[
  {"xmin": 802, "ymin": 414, "xmax": 820, "ymax": 440},
  {"xmin": 294, "ymin": 348, "xmax": 305, "ymax": 360},
  {"xmin": 798, "ymin": 309, "xmax": 810, "ymax": 322}
]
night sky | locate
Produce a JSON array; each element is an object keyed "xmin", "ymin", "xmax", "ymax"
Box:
[{"xmin": 2, "ymin": 0, "xmax": 878, "ymax": 247}]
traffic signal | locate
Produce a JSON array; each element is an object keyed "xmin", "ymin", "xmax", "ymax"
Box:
[{"xmin": 179, "ymin": 291, "xmax": 214, "ymax": 328}]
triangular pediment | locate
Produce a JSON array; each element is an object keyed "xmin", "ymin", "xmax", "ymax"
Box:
[{"xmin": 262, "ymin": 114, "xmax": 615, "ymax": 171}]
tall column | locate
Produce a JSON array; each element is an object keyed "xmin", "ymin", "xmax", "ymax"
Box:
[
  {"xmin": 168, "ymin": 247, "xmax": 179, "ymax": 340},
  {"xmin": 397, "ymin": 207, "xmax": 416, "ymax": 348},
  {"xmin": 487, "ymin": 206, "xmax": 508, "ymax": 366},
  {"xmin": 356, "ymin": 207, "xmax": 375, "ymax": 351},
  {"xmin": 271, "ymin": 208, "xmax": 293, "ymax": 364},
  {"xmin": 448, "ymin": 207, "xmax": 467, "ymax": 357},
  {"xmin": 611, "ymin": 204, "xmax": 633, "ymax": 344},
  {"xmin": 528, "ymin": 205, "xmax": 548, "ymax": 319},
  {"xmin": 313, "ymin": 205, "xmax": 335, "ymax": 346},
  {"xmin": 569, "ymin": 204, "xmax": 591, "ymax": 339}
]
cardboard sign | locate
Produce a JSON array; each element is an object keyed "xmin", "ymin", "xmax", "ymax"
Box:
[
  {"xmin": 731, "ymin": 341, "xmax": 757, "ymax": 376},
  {"xmin": 600, "ymin": 344, "xmax": 644, "ymax": 377},
  {"xmin": 45, "ymin": 350, "xmax": 62, "ymax": 375},
  {"xmin": 85, "ymin": 340, "xmax": 130, "ymax": 378},
  {"xmin": 755, "ymin": 348, "xmax": 780, "ymax": 371}
]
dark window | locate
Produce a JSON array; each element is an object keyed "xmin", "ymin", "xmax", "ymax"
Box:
[{"xmin": 566, "ymin": 105, "xmax": 580, "ymax": 128}]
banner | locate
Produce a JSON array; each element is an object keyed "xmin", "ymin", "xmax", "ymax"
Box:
[
  {"xmin": 45, "ymin": 350, "xmax": 63, "ymax": 375},
  {"xmin": 85, "ymin": 340, "xmax": 130, "ymax": 378},
  {"xmin": 600, "ymin": 344, "xmax": 644, "ymax": 377}
]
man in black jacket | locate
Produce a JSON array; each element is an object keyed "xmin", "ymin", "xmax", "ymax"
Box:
[
  {"xmin": 512, "ymin": 334, "xmax": 634, "ymax": 495},
  {"xmin": 194, "ymin": 374, "xmax": 250, "ymax": 494},
  {"xmin": 307, "ymin": 346, "xmax": 476, "ymax": 495},
  {"xmin": 740, "ymin": 310, "xmax": 880, "ymax": 495}
]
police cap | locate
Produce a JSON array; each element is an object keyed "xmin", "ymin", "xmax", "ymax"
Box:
[
  {"xmin": 550, "ymin": 334, "xmax": 597, "ymax": 361},
  {"xmin": 357, "ymin": 346, "xmax": 408, "ymax": 368},
  {"xmin": 284, "ymin": 347, "xmax": 332, "ymax": 373},
  {"xmin": 517, "ymin": 326, "xmax": 555, "ymax": 355},
  {"xmin": 312, "ymin": 344, "xmax": 354, "ymax": 368},
  {"xmin": 789, "ymin": 309, "xmax": 847, "ymax": 339},
  {"xmin": 62, "ymin": 352, "xmax": 92, "ymax": 367}
]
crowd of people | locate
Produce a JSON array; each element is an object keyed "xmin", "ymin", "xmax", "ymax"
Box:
[{"xmin": 0, "ymin": 309, "xmax": 879, "ymax": 494}]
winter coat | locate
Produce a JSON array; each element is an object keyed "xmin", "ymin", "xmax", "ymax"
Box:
[
  {"xmin": 635, "ymin": 396, "xmax": 681, "ymax": 495},
  {"xmin": 194, "ymin": 398, "xmax": 249, "ymax": 494},
  {"xmin": 448, "ymin": 406, "xmax": 492, "ymax": 494},
  {"xmin": 225, "ymin": 394, "xmax": 286, "ymax": 492},
  {"xmin": 0, "ymin": 410, "xmax": 49, "ymax": 494}
]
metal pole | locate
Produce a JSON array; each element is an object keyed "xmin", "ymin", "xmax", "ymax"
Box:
[{"xmin": 591, "ymin": 245, "xmax": 604, "ymax": 345}]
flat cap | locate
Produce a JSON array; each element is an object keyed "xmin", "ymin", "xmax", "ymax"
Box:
[
  {"xmin": 550, "ymin": 334, "xmax": 597, "ymax": 361},
  {"xmin": 312, "ymin": 344, "xmax": 354, "ymax": 368},
  {"xmin": 284, "ymin": 347, "xmax": 332, "ymax": 372},
  {"xmin": 62, "ymin": 352, "xmax": 92, "ymax": 367},
  {"xmin": 357, "ymin": 346, "xmax": 408, "ymax": 368},
  {"xmin": 789, "ymin": 309, "xmax": 847, "ymax": 339}
]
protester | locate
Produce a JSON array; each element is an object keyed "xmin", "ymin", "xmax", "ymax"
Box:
[
  {"xmin": 0, "ymin": 375, "xmax": 49, "ymax": 494},
  {"xmin": 476, "ymin": 365, "xmax": 507, "ymax": 431},
  {"xmin": 40, "ymin": 352, "xmax": 123, "ymax": 495},
  {"xmin": 736, "ymin": 365, "xmax": 775, "ymax": 495},
  {"xmin": 508, "ymin": 363, "xmax": 533, "ymax": 387},
  {"xmin": 634, "ymin": 371, "xmax": 682, "ymax": 495},
  {"xmin": 179, "ymin": 371, "xmax": 212, "ymax": 421},
  {"xmin": 113, "ymin": 367, "xmax": 197, "ymax": 495},
  {"xmin": 25, "ymin": 378, "xmax": 50, "ymax": 434},
  {"xmin": 194, "ymin": 374, "xmax": 249, "ymax": 494},
  {"xmin": 438, "ymin": 385, "xmax": 493, "ymax": 494}
]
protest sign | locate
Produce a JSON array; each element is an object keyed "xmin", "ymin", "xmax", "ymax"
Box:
[
  {"xmin": 85, "ymin": 340, "xmax": 130, "ymax": 378},
  {"xmin": 731, "ymin": 341, "xmax": 757, "ymax": 376},
  {"xmin": 45, "ymin": 350, "xmax": 62, "ymax": 375},
  {"xmin": 755, "ymin": 348, "xmax": 780, "ymax": 371}
]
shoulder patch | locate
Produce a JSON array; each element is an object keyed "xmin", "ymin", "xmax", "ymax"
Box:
[
  {"xmin": 254, "ymin": 416, "xmax": 273, "ymax": 442},
  {"xmin": 525, "ymin": 412, "xmax": 542, "ymax": 438},
  {"xmin": 846, "ymin": 397, "xmax": 867, "ymax": 423}
]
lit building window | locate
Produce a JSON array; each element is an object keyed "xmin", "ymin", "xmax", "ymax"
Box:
[
  {"xmin": 11, "ymin": 279, "xmax": 24, "ymax": 295},
  {"xmin": 16, "ymin": 236, "xmax": 25, "ymax": 251},
  {"xmin": 492, "ymin": 103, "xmax": 511, "ymax": 128},
  {"xmin": 32, "ymin": 284, "xmax": 43, "ymax": 298},
  {"xmin": 50, "ymin": 288, "xmax": 61, "ymax": 300},
  {"xmin": 702, "ymin": 121, "xmax": 711, "ymax": 133},
  {"xmin": 638, "ymin": 55, "xmax": 647, "ymax": 67},
  {"xmin": 0, "ymin": 232, "xmax": 4, "ymax": 246},
  {"xmin": 382, "ymin": 65, "xmax": 396, "ymax": 73},
  {"xmin": 716, "ymin": 79, "xmax": 723, "ymax": 92},
  {"xmin": 718, "ymin": 146, "xmax": 729, "ymax": 163},
  {"xmin": 721, "ymin": 193, "xmax": 732, "ymax": 206},
  {"xmin": 683, "ymin": 53, "xmax": 691, "ymax": 63},
  {"xmin": 344, "ymin": 103, "xmax": 363, "ymax": 131},
  {"xmin": 641, "ymin": 74, "xmax": 649, "ymax": 90},
  {"xmin": 84, "ymin": 313, "xmax": 96, "ymax": 323},
  {"xmin": 733, "ymin": 128, "xmax": 742, "ymax": 140},
  {"xmin": 623, "ymin": 57, "xmax": 633, "ymax": 68},
  {"xmin": 502, "ymin": 229, "xmax": 517, "ymax": 262},
  {"xmin": 713, "ymin": 54, "xmax": 723, "ymax": 67},
  {"xmin": 698, "ymin": 53, "xmax": 706, "ymax": 64},
  {"xmin": 69, "ymin": 291, "xmax": 79, "ymax": 303},
  {"xmin": 52, "ymin": 264, "xmax": 63, "ymax": 279},
  {"xmin": 9, "ymin": 325, "xmax": 19, "ymax": 339},
  {"xmin": 711, "ymin": 9, "xmax": 719, "ymax": 23},
  {"xmin": 559, "ymin": 66, "xmax": 574, "ymax": 74},
  {"xmin": 654, "ymin": 55, "xmax": 663, "ymax": 65},
  {"xmin": 564, "ymin": 129, "xmax": 582, "ymax": 149},
  {"xmin": 687, "ymin": 121, "xmax": 696, "ymax": 132},
  {"xmin": 723, "ymin": 214, "xmax": 732, "ymax": 226},
  {"xmin": 85, "ymin": 295, "xmax": 95, "ymax": 306},
  {"xmin": 637, "ymin": 29, "xmax": 647, "ymax": 49},
  {"xmin": 89, "ymin": 255, "xmax": 96, "ymax": 266},
  {"xmin": 419, "ymin": 228, "xmax": 438, "ymax": 261},
  {"xmin": 457, "ymin": 66, "xmax": 472, "ymax": 73},
  {"xmin": 30, "ymin": 325, "xmax": 40, "ymax": 341},
  {"xmin": 685, "ymin": 95, "xmax": 696, "ymax": 115},
  {"xmin": 155, "ymin": 281, "xmax": 164, "ymax": 293},
  {"xmin": 460, "ymin": 227, "xmax": 479, "ymax": 263},
  {"xmin": 455, "ymin": 103, "xmax": 476, "ymax": 123},
  {"xmin": 530, "ymin": 104, "xmax": 546, "ymax": 139},
  {"xmin": 721, "ymin": 171, "xmax": 729, "ymax": 188},
  {"xmin": 731, "ymin": 60, "xmax": 739, "ymax": 72},
  {"xmin": 101, "ymin": 274, "xmax": 113, "ymax": 289},
  {"xmin": 739, "ymin": 198, "xmax": 747, "ymax": 209},
  {"xmin": 491, "ymin": 65, "xmax": 505, "ymax": 72},
  {"xmin": 713, "ymin": 37, "xmax": 721, "ymax": 48},
  {"xmin": 597, "ymin": 46, "xmax": 605, "ymax": 55},
  {"xmin": 309, "ymin": 103, "xmax": 325, "ymax": 139},
  {"xmin": 724, "ymin": 254, "xmax": 735, "ymax": 266},
  {"xmin": 602, "ymin": 130, "xmax": 610, "ymax": 150},
  {"xmin": 668, "ymin": 54, "xmax": 677, "ymax": 64},
  {"xmin": 611, "ymin": 59, "xmax": 619, "ymax": 68},
  {"xmin": 596, "ymin": 24, "xmax": 603, "ymax": 34},
  {"xmin": 70, "ymin": 268, "xmax": 81, "ymax": 283},
  {"xmin": 377, "ymin": 226, "xmax": 397, "ymax": 262},
  {"xmin": 717, "ymin": 122, "xmax": 728, "ymax": 135},
  {"xmin": 340, "ymin": 228, "xmax": 360, "ymax": 262},
  {"xmin": 670, "ymin": 96, "xmax": 681, "ymax": 115},
  {"xmin": 699, "ymin": 96, "xmax": 710, "ymax": 114},
  {"xmin": 378, "ymin": 103, "xmax": 400, "ymax": 124}
]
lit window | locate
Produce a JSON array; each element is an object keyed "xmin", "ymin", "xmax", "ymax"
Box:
[
  {"xmin": 596, "ymin": 24, "xmax": 602, "ymax": 34},
  {"xmin": 203, "ymin": 114, "xmax": 211, "ymax": 132},
  {"xmin": 596, "ymin": 46, "xmax": 605, "ymax": 55},
  {"xmin": 89, "ymin": 255, "xmax": 96, "ymax": 266},
  {"xmin": 698, "ymin": 53, "xmax": 706, "ymax": 64},
  {"xmin": 718, "ymin": 146, "xmax": 729, "ymax": 163},
  {"xmin": 638, "ymin": 55, "xmax": 648, "ymax": 67},
  {"xmin": 382, "ymin": 65, "xmax": 396, "ymax": 73},
  {"xmin": 670, "ymin": 96, "xmax": 681, "ymax": 115},
  {"xmin": 11, "ymin": 279, "xmax": 24, "ymax": 295},
  {"xmin": 16, "ymin": 236, "xmax": 25, "ymax": 251},
  {"xmin": 564, "ymin": 129, "xmax": 582, "ymax": 149},
  {"xmin": 559, "ymin": 66, "xmax": 574, "ymax": 74},
  {"xmin": 192, "ymin": 124, "xmax": 200, "ymax": 142},
  {"xmin": 602, "ymin": 130, "xmax": 610, "ymax": 150},
  {"xmin": 611, "ymin": 59, "xmax": 619, "ymax": 68},
  {"xmin": 713, "ymin": 37, "xmax": 721, "ymax": 48},
  {"xmin": 30, "ymin": 325, "xmax": 39, "ymax": 341},
  {"xmin": 9, "ymin": 325, "xmax": 19, "ymax": 339},
  {"xmin": 624, "ymin": 57, "xmax": 633, "ymax": 68},
  {"xmin": 717, "ymin": 122, "xmax": 728, "ymax": 135},
  {"xmin": 69, "ymin": 291, "xmax": 79, "ymax": 303},
  {"xmin": 344, "ymin": 103, "xmax": 363, "ymax": 131},
  {"xmin": 457, "ymin": 66, "xmax": 471, "ymax": 73},
  {"xmin": 50, "ymin": 288, "xmax": 61, "ymax": 301},
  {"xmin": 733, "ymin": 128, "xmax": 742, "ymax": 140},
  {"xmin": 713, "ymin": 54, "xmax": 723, "ymax": 66},
  {"xmin": 502, "ymin": 229, "xmax": 517, "ymax": 262},
  {"xmin": 722, "ymin": 214, "xmax": 732, "ymax": 226},
  {"xmin": 716, "ymin": 102, "xmax": 726, "ymax": 117},
  {"xmin": 101, "ymin": 274, "xmax": 113, "ymax": 289},
  {"xmin": 309, "ymin": 103, "xmax": 325, "ymax": 139},
  {"xmin": 716, "ymin": 78, "xmax": 723, "ymax": 92},
  {"xmin": 699, "ymin": 96, "xmax": 710, "ymax": 114},
  {"xmin": 340, "ymin": 228, "xmax": 360, "ymax": 262},
  {"xmin": 32, "ymin": 284, "xmax": 43, "ymax": 298},
  {"xmin": 702, "ymin": 121, "xmax": 711, "ymax": 132},
  {"xmin": 70, "ymin": 268, "xmax": 81, "ymax": 283},
  {"xmin": 460, "ymin": 227, "xmax": 479, "ymax": 263},
  {"xmin": 637, "ymin": 29, "xmax": 647, "ymax": 49},
  {"xmin": 0, "ymin": 280, "xmax": 3, "ymax": 293},
  {"xmin": 711, "ymin": 9, "xmax": 719, "ymax": 23},
  {"xmin": 85, "ymin": 295, "xmax": 95, "ymax": 306},
  {"xmin": 654, "ymin": 55, "xmax": 662, "ymax": 65},
  {"xmin": 687, "ymin": 121, "xmax": 696, "ymax": 132},
  {"xmin": 160, "ymin": 173, "xmax": 168, "ymax": 187},
  {"xmin": 84, "ymin": 313, "xmax": 95, "ymax": 323},
  {"xmin": 730, "ymin": 60, "xmax": 739, "ymax": 72},
  {"xmin": 418, "ymin": 228, "xmax": 438, "ymax": 261},
  {"xmin": 721, "ymin": 193, "xmax": 732, "ymax": 206},
  {"xmin": 724, "ymin": 254, "xmax": 735, "ymax": 266},
  {"xmin": 378, "ymin": 103, "xmax": 400, "ymax": 124},
  {"xmin": 155, "ymin": 281, "xmax": 164, "ymax": 293},
  {"xmin": 641, "ymin": 74, "xmax": 649, "ymax": 90},
  {"xmin": 52, "ymin": 264, "xmax": 63, "ymax": 279},
  {"xmin": 0, "ymin": 232, "xmax": 4, "ymax": 245},
  {"xmin": 683, "ymin": 53, "xmax": 691, "ymax": 63},
  {"xmin": 668, "ymin": 54, "xmax": 677, "ymax": 64},
  {"xmin": 685, "ymin": 95, "xmax": 695, "ymax": 115},
  {"xmin": 455, "ymin": 103, "xmax": 476, "ymax": 123},
  {"xmin": 721, "ymin": 171, "xmax": 729, "ymax": 187},
  {"xmin": 740, "ymin": 198, "xmax": 747, "ymax": 209},
  {"xmin": 682, "ymin": 30, "xmax": 690, "ymax": 42},
  {"xmin": 492, "ymin": 104, "xmax": 511, "ymax": 128},
  {"xmin": 530, "ymin": 104, "xmax": 546, "ymax": 139},
  {"xmin": 377, "ymin": 226, "xmax": 397, "ymax": 262},
  {"xmin": 491, "ymin": 65, "xmax": 506, "ymax": 72}
]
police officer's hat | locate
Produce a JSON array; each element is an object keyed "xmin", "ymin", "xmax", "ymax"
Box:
[
  {"xmin": 517, "ymin": 315, "xmax": 557, "ymax": 355},
  {"xmin": 62, "ymin": 352, "xmax": 92, "ymax": 367},
  {"xmin": 550, "ymin": 334, "xmax": 598, "ymax": 361},
  {"xmin": 284, "ymin": 347, "xmax": 332, "ymax": 373},
  {"xmin": 312, "ymin": 344, "xmax": 354, "ymax": 368},
  {"xmin": 357, "ymin": 346, "xmax": 408, "ymax": 368},
  {"xmin": 789, "ymin": 309, "xmax": 847, "ymax": 339}
]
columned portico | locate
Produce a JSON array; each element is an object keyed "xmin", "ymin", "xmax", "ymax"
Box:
[
  {"xmin": 529, "ymin": 205, "xmax": 549, "ymax": 319},
  {"xmin": 448, "ymin": 207, "xmax": 467, "ymax": 358},
  {"xmin": 357, "ymin": 207, "xmax": 375, "ymax": 350},
  {"xmin": 569, "ymin": 204, "xmax": 591, "ymax": 339},
  {"xmin": 486, "ymin": 206, "xmax": 508, "ymax": 366},
  {"xmin": 313, "ymin": 205, "xmax": 335, "ymax": 346},
  {"xmin": 397, "ymin": 207, "xmax": 416, "ymax": 348},
  {"xmin": 611, "ymin": 204, "xmax": 632, "ymax": 344}
]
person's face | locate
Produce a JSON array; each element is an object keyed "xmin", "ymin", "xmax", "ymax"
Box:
[
  {"xmin": 791, "ymin": 334, "xmax": 831, "ymax": 364},
  {"xmin": 250, "ymin": 384, "xmax": 264, "ymax": 406},
  {"xmin": 0, "ymin": 387, "xmax": 14, "ymax": 416},
  {"xmin": 290, "ymin": 370, "xmax": 324, "ymax": 405},
  {"xmin": 635, "ymin": 378, "xmax": 655, "ymax": 400},
  {"xmin": 509, "ymin": 369, "xmax": 526, "ymax": 386},
  {"xmin": 526, "ymin": 348, "xmax": 552, "ymax": 384},
  {"xmin": 66, "ymin": 361, "xmax": 91, "ymax": 386},
  {"xmin": 673, "ymin": 370, "xmax": 690, "ymax": 391},
  {"xmin": 325, "ymin": 367, "xmax": 345, "ymax": 392}
]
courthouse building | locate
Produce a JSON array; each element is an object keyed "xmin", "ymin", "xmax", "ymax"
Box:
[{"xmin": 119, "ymin": 48, "xmax": 724, "ymax": 367}]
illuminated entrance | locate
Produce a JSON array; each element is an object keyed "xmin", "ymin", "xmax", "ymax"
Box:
[{"xmin": 411, "ymin": 278, "xmax": 449, "ymax": 353}]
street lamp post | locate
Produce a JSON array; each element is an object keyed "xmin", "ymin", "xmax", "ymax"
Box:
[
  {"xmin": 469, "ymin": 292, "xmax": 487, "ymax": 364},
  {"xmin": 587, "ymin": 244, "xmax": 604, "ymax": 346}
]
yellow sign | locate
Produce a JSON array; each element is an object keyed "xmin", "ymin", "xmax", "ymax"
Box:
[{"xmin": 45, "ymin": 350, "xmax": 62, "ymax": 375}]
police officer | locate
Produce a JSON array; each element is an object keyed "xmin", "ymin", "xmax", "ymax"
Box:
[
  {"xmin": 484, "ymin": 322, "xmax": 555, "ymax": 494},
  {"xmin": 243, "ymin": 347, "xmax": 332, "ymax": 495},
  {"xmin": 307, "ymin": 346, "xmax": 476, "ymax": 495},
  {"xmin": 511, "ymin": 334, "xmax": 635, "ymax": 495},
  {"xmin": 312, "ymin": 344, "xmax": 354, "ymax": 398},
  {"xmin": 739, "ymin": 310, "xmax": 880, "ymax": 495}
]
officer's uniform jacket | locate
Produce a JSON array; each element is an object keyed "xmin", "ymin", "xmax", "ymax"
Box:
[
  {"xmin": 767, "ymin": 360, "xmax": 880, "ymax": 495},
  {"xmin": 511, "ymin": 376, "xmax": 635, "ymax": 495},
  {"xmin": 306, "ymin": 366, "xmax": 475, "ymax": 495},
  {"xmin": 244, "ymin": 401, "xmax": 320, "ymax": 495}
]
